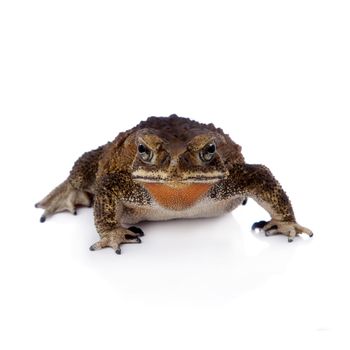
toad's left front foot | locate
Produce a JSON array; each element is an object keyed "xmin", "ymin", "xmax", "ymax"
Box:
[{"xmin": 252, "ymin": 220, "xmax": 313, "ymax": 242}]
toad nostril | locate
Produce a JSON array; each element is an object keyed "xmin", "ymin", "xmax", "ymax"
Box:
[
  {"xmin": 160, "ymin": 155, "xmax": 170, "ymax": 166},
  {"xmin": 180, "ymin": 155, "xmax": 191, "ymax": 166}
]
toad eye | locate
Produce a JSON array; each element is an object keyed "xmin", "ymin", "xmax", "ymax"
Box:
[
  {"xmin": 200, "ymin": 143, "xmax": 216, "ymax": 162},
  {"xmin": 138, "ymin": 144, "xmax": 153, "ymax": 162}
]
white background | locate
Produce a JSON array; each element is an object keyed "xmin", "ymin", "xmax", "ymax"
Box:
[{"xmin": 1, "ymin": 0, "xmax": 349, "ymax": 349}]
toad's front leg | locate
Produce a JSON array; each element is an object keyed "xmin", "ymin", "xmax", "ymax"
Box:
[
  {"xmin": 211, "ymin": 164, "xmax": 313, "ymax": 242},
  {"xmin": 90, "ymin": 174, "xmax": 146, "ymax": 254}
]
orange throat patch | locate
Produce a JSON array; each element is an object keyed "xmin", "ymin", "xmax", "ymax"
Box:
[{"xmin": 143, "ymin": 183, "xmax": 213, "ymax": 211}]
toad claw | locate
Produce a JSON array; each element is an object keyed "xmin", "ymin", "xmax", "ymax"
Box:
[
  {"xmin": 252, "ymin": 219, "xmax": 313, "ymax": 242},
  {"xmin": 251, "ymin": 220, "xmax": 268, "ymax": 231},
  {"xmin": 128, "ymin": 226, "xmax": 144, "ymax": 236}
]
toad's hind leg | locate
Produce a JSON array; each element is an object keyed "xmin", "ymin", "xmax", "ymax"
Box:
[
  {"xmin": 35, "ymin": 180, "xmax": 92, "ymax": 222},
  {"xmin": 35, "ymin": 145, "xmax": 105, "ymax": 222}
]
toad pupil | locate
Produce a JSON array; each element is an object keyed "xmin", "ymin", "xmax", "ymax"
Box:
[
  {"xmin": 206, "ymin": 144, "xmax": 216, "ymax": 154},
  {"xmin": 138, "ymin": 144, "xmax": 147, "ymax": 154}
]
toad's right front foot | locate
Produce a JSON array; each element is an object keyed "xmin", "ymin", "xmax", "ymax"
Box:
[
  {"xmin": 35, "ymin": 180, "xmax": 92, "ymax": 222},
  {"xmin": 89, "ymin": 226, "xmax": 144, "ymax": 254}
]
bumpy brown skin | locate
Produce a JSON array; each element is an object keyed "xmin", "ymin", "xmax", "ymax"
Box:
[{"xmin": 36, "ymin": 114, "xmax": 313, "ymax": 254}]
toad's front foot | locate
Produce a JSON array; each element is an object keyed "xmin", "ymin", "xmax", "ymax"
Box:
[
  {"xmin": 35, "ymin": 180, "xmax": 92, "ymax": 222},
  {"xmin": 252, "ymin": 219, "xmax": 313, "ymax": 242},
  {"xmin": 89, "ymin": 226, "xmax": 144, "ymax": 254}
]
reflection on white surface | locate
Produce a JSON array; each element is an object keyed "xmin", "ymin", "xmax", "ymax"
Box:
[
  {"xmin": 86, "ymin": 212, "xmax": 296, "ymax": 303},
  {"xmin": 2, "ymin": 200, "xmax": 343, "ymax": 350}
]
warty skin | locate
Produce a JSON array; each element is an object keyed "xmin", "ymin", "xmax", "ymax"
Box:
[{"xmin": 36, "ymin": 114, "xmax": 313, "ymax": 254}]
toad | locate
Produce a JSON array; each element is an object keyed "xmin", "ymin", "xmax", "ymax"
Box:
[{"xmin": 36, "ymin": 114, "xmax": 313, "ymax": 254}]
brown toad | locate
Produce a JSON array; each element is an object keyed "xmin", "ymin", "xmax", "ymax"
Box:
[{"xmin": 35, "ymin": 114, "xmax": 313, "ymax": 254}]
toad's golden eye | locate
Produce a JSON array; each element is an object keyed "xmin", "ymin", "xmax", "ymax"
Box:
[
  {"xmin": 200, "ymin": 143, "xmax": 216, "ymax": 162},
  {"xmin": 138, "ymin": 144, "xmax": 153, "ymax": 162}
]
